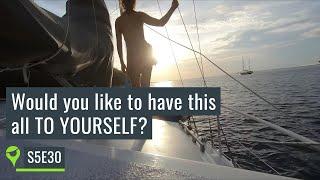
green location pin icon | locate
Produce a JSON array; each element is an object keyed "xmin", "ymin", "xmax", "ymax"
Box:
[{"xmin": 6, "ymin": 146, "xmax": 21, "ymax": 167}]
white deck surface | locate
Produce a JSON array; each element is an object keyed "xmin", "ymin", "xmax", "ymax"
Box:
[{"xmin": 82, "ymin": 119, "xmax": 207, "ymax": 162}]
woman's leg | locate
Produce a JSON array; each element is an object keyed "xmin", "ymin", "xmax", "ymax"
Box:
[
  {"xmin": 128, "ymin": 69, "xmax": 141, "ymax": 87},
  {"xmin": 141, "ymin": 66, "xmax": 153, "ymax": 87},
  {"xmin": 131, "ymin": 75, "xmax": 140, "ymax": 87}
]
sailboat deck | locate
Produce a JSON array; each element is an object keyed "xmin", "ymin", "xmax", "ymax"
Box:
[
  {"xmin": 88, "ymin": 119, "xmax": 206, "ymax": 162},
  {"xmin": 0, "ymin": 101, "xmax": 297, "ymax": 179},
  {"xmin": 0, "ymin": 128, "xmax": 296, "ymax": 180}
]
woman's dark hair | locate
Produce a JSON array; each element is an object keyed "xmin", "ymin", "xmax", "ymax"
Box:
[{"xmin": 121, "ymin": 0, "xmax": 136, "ymax": 13}]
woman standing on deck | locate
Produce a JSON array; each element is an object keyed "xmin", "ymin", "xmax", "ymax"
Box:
[{"xmin": 116, "ymin": 0, "xmax": 179, "ymax": 87}]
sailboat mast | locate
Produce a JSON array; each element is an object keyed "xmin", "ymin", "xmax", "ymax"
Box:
[{"xmin": 242, "ymin": 56, "xmax": 245, "ymax": 71}]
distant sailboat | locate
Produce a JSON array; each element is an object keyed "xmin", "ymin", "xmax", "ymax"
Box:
[{"xmin": 240, "ymin": 57, "xmax": 253, "ymax": 75}]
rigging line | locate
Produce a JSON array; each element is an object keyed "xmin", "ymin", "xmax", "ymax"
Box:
[
  {"xmin": 177, "ymin": 7, "xmax": 207, "ymax": 87},
  {"xmin": 235, "ymin": 139, "xmax": 281, "ymax": 175},
  {"xmin": 110, "ymin": 7, "xmax": 119, "ymax": 15},
  {"xmin": 239, "ymin": 140, "xmax": 320, "ymax": 146},
  {"xmin": 223, "ymin": 105, "xmax": 319, "ymax": 144},
  {"xmin": 156, "ymin": 1, "xmax": 201, "ymax": 131},
  {"xmin": 219, "ymin": 119, "xmax": 238, "ymax": 167},
  {"xmin": 0, "ymin": 1, "xmax": 71, "ymax": 73},
  {"xmin": 190, "ymin": 116, "xmax": 199, "ymax": 135},
  {"xmin": 190, "ymin": 1, "xmax": 230, "ymax": 155},
  {"xmin": 156, "ymin": 0, "xmax": 184, "ymax": 86},
  {"xmin": 192, "ymin": 0, "xmax": 204, "ymax": 75},
  {"xmin": 110, "ymin": 0, "xmax": 120, "ymax": 15},
  {"xmin": 145, "ymin": 25, "xmax": 287, "ymax": 115}
]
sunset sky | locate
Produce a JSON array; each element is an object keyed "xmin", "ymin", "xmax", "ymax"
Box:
[{"xmin": 35, "ymin": 0, "xmax": 320, "ymax": 81}]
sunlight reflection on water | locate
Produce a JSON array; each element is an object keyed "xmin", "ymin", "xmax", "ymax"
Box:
[{"xmin": 152, "ymin": 81, "xmax": 174, "ymax": 87}]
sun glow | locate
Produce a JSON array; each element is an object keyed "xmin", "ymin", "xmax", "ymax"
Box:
[{"xmin": 145, "ymin": 29, "xmax": 187, "ymax": 69}]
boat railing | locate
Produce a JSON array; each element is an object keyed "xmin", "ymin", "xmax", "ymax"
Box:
[
  {"xmin": 222, "ymin": 105, "xmax": 320, "ymax": 150},
  {"xmin": 180, "ymin": 104, "xmax": 319, "ymax": 175}
]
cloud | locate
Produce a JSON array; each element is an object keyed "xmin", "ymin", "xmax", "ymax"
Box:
[
  {"xmin": 265, "ymin": 19, "xmax": 317, "ymax": 34},
  {"xmin": 214, "ymin": 5, "xmax": 231, "ymax": 14},
  {"xmin": 303, "ymin": 27, "xmax": 320, "ymax": 38}
]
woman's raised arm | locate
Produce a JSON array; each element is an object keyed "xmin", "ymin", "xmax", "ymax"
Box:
[{"xmin": 140, "ymin": 0, "xmax": 179, "ymax": 27}]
